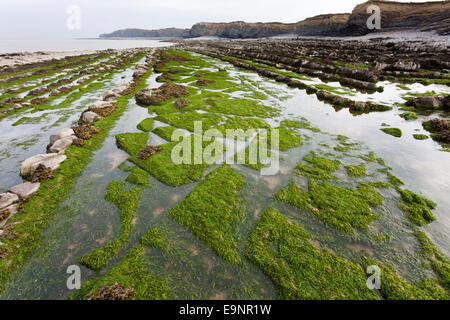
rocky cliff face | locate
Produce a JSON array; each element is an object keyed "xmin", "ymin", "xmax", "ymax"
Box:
[
  {"xmin": 189, "ymin": 21, "xmax": 296, "ymax": 38},
  {"xmin": 343, "ymin": 0, "xmax": 450, "ymax": 35},
  {"xmin": 100, "ymin": 1, "xmax": 450, "ymax": 39},
  {"xmin": 188, "ymin": 14, "xmax": 350, "ymax": 38},
  {"xmin": 100, "ymin": 28, "xmax": 190, "ymax": 38}
]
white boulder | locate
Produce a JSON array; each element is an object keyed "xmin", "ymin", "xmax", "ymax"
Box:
[
  {"xmin": 10, "ymin": 182, "xmax": 40, "ymax": 198},
  {"xmin": 21, "ymin": 153, "xmax": 58, "ymax": 177},
  {"xmin": 50, "ymin": 128, "xmax": 75, "ymax": 145},
  {"xmin": 48, "ymin": 136, "xmax": 75, "ymax": 153},
  {"xmin": 0, "ymin": 193, "xmax": 19, "ymax": 210},
  {"xmin": 81, "ymin": 111, "xmax": 100, "ymax": 124}
]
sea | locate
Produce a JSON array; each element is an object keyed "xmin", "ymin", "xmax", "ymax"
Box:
[{"xmin": 0, "ymin": 38, "xmax": 173, "ymax": 54}]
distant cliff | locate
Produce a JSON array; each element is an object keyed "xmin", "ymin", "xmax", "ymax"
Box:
[
  {"xmin": 99, "ymin": 1, "xmax": 450, "ymax": 39},
  {"xmin": 100, "ymin": 28, "xmax": 190, "ymax": 38},
  {"xmin": 342, "ymin": 0, "xmax": 450, "ymax": 35}
]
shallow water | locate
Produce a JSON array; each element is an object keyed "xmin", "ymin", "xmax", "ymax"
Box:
[{"xmin": 1, "ymin": 51, "xmax": 449, "ymax": 299}]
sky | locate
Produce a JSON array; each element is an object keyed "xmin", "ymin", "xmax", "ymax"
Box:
[{"xmin": 0, "ymin": 0, "xmax": 437, "ymax": 39}]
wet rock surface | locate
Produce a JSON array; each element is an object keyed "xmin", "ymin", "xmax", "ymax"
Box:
[
  {"xmin": 87, "ymin": 283, "xmax": 134, "ymax": 300},
  {"xmin": 138, "ymin": 145, "xmax": 163, "ymax": 160},
  {"xmin": 10, "ymin": 182, "xmax": 40, "ymax": 199},
  {"xmin": 135, "ymin": 82, "xmax": 187, "ymax": 106}
]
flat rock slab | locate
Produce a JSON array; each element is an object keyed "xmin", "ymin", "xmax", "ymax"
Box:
[
  {"xmin": 21, "ymin": 153, "xmax": 66, "ymax": 177},
  {"xmin": 10, "ymin": 182, "xmax": 40, "ymax": 198},
  {"xmin": 0, "ymin": 193, "xmax": 19, "ymax": 210}
]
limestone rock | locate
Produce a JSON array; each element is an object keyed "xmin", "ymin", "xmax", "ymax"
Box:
[
  {"xmin": 21, "ymin": 153, "xmax": 58, "ymax": 177},
  {"xmin": 80, "ymin": 111, "xmax": 100, "ymax": 124},
  {"xmin": 0, "ymin": 193, "xmax": 19, "ymax": 210},
  {"xmin": 10, "ymin": 182, "xmax": 40, "ymax": 198},
  {"xmin": 50, "ymin": 128, "xmax": 75, "ymax": 145},
  {"xmin": 48, "ymin": 136, "xmax": 75, "ymax": 153}
]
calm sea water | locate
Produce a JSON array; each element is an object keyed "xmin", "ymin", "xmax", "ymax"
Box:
[{"xmin": 0, "ymin": 38, "xmax": 173, "ymax": 53}]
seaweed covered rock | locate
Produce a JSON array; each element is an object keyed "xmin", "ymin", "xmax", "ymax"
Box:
[
  {"xmin": 26, "ymin": 164, "xmax": 56, "ymax": 183},
  {"xmin": 87, "ymin": 100, "xmax": 117, "ymax": 117},
  {"xmin": 135, "ymin": 83, "xmax": 187, "ymax": 106},
  {"xmin": 405, "ymin": 96, "xmax": 442, "ymax": 110},
  {"xmin": 87, "ymin": 283, "xmax": 134, "ymax": 300},
  {"xmin": 422, "ymin": 119, "xmax": 450, "ymax": 143},
  {"xmin": 72, "ymin": 124, "xmax": 99, "ymax": 140},
  {"xmin": 174, "ymin": 97, "xmax": 190, "ymax": 109},
  {"xmin": 138, "ymin": 145, "xmax": 163, "ymax": 160}
]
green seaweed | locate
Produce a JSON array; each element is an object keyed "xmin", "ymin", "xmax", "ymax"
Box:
[
  {"xmin": 168, "ymin": 165, "xmax": 244, "ymax": 264},
  {"xmin": 246, "ymin": 207, "xmax": 379, "ymax": 299},
  {"xmin": 276, "ymin": 180, "xmax": 382, "ymax": 234}
]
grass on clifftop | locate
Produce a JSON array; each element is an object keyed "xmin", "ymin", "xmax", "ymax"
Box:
[
  {"xmin": 168, "ymin": 164, "xmax": 244, "ymax": 264},
  {"xmin": 245, "ymin": 207, "xmax": 379, "ymax": 299}
]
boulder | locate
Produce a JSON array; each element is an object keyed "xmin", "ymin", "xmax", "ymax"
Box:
[
  {"xmin": 21, "ymin": 153, "xmax": 58, "ymax": 177},
  {"xmin": 103, "ymin": 90, "xmax": 120, "ymax": 101},
  {"xmin": 80, "ymin": 111, "xmax": 100, "ymax": 124},
  {"xmin": 88, "ymin": 100, "xmax": 117, "ymax": 117},
  {"xmin": 21, "ymin": 153, "xmax": 67, "ymax": 177},
  {"xmin": 10, "ymin": 182, "xmax": 40, "ymax": 198},
  {"xmin": 31, "ymin": 154, "xmax": 67, "ymax": 173},
  {"xmin": 50, "ymin": 128, "xmax": 75, "ymax": 145},
  {"xmin": 407, "ymin": 96, "xmax": 441, "ymax": 109},
  {"xmin": 0, "ymin": 193, "xmax": 19, "ymax": 210},
  {"xmin": 48, "ymin": 136, "xmax": 75, "ymax": 153}
]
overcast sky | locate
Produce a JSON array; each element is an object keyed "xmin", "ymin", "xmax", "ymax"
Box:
[{"xmin": 0, "ymin": 0, "xmax": 436, "ymax": 39}]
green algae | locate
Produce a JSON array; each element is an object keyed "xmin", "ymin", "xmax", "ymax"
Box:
[
  {"xmin": 71, "ymin": 246, "xmax": 171, "ymax": 300},
  {"xmin": 397, "ymin": 189, "xmax": 436, "ymax": 226},
  {"xmin": 294, "ymin": 151, "xmax": 340, "ymax": 180},
  {"xmin": 115, "ymin": 132, "xmax": 148, "ymax": 156},
  {"xmin": 155, "ymin": 111, "xmax": 223, "ymax": 132},
  {"xmin": 140, "ymin": 228, "xmax": 173, "ymax": 253},
  {"xmin": 345, "ymin": 164, "xmax": 367, "ymax": 177},
  {"xmin": 360, "ymin": 152, "xmax": 385, "ymax": 165},
  {"xmin": 360, "ymin": 257, "xmax": 448, "ymax": 300},
  {"xmin": 413, "ymin": 134, "xmax": 429, "ymax": 140},
  {"xmin": 399, "ymin": 112, "xmax": 419, "ymax": 120},
  {"xmin": 152, "ymin": 126, "xmax": 175, "ymax": 141},
  {"xmin": 268, "ymin": 126, "xmax": 302, "ymax": 151},
  {"xmin": 168, "ymin": 165, "xmax": 244, "ymax": 264},
  {"xmin": 280, "ymin": 119, "xmax": 320, "ymax": 132},
  {"xmin": 0, "ymin": 62, "xmax": 154, "ymax": 295},
  {"xmin": 381, "ymin": 128, "xmax": 402, "ymax": 138},
  {"xmin": 276, "ymin": 180, "xmax": 382, "ymax": 234},
  {"xmin": 79, "ymin": 181, "xmax": 142, "ymax": 271},
  {"xmin": 414, "ymin": 231, "xmax": 450, "ymax": 291},
  {"xmin": 246, "ymin": 207, "xmax": 379, "ymax": 299},
  {"xmin": 119, "ymin": 134, "xmax": 218, "ymax": 187},
  {"xmin": 137, "ymin": 118, "xmax": 154, "ymax": 132},
  {"xmin": 126, "ymin": 168, "xmax": 150, "ymax": 186},
  {"xmin": 387, "ymin": 172, "xmax": 404, "ymax": 187},
  {"xmin": 215, "ymin": 116, "xmax": 270, "ymax": 133}
]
